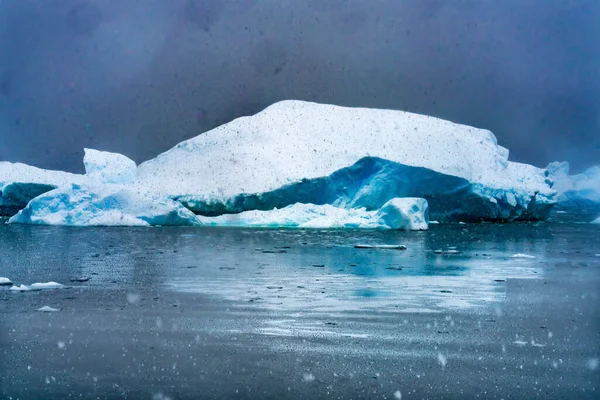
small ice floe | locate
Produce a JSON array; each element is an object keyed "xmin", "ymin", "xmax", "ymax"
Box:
[
  {"xmin": 302, "ymin": 372, "xmax": 315, "ymax": 382},
  {"xmin": 437, "ymin": 353, "xmax": 447, "ymax": 369},
  {"xmin": 513, "ymin": 340, "xmax": 528, "ymax": 346},
  {"xmin": 354, "ymin": 244, "xmax": 407, "ymax": 250},
  {"xmin": 0, "ymin": 277, "xmax": 13, "ymax": 286},
  {"xmin": 531, "ymin": 340, "xmax": 546, "ymax": 347},
  {"xmin": 434, "ymin": 249, "xmax": 462, "ymax": 255},
  {"xmin": 69, "ymin": 277, "xmax": 90, "ymax": 283},
  {"xmin": 511, "ymin": 253, "xmax": 536, "ymax": 259},
  {"xmin": 595, "ymin": 254, "xmax": 600, "ymax": 257},
  {"xmin": 10, "ymin": 285, "xmax": 30, "ymax": 292},
  {"xmin": 429, "ymin": 221, "xmax": 440, "ymax": 224},
  {"xmin": 30, "ymin": 282, "xmax": 65, "ymax": 290},
  {"xmin": 458, "ymin": 222, "xmax": 467, "ymax": 225},
  {"xmin": 37, "ymin": 306, "xmax": 60, "ymax": 312},
  {"xmin": 393, "ymin": 390, "xmax": 402, "ymax": 400},
  {"xmin": 587, "ymin": 358, "xmax": 599, "ymax": 371}
]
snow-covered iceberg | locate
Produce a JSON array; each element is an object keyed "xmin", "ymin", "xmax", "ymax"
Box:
[
  {"xmin": 138, "ymin": 100, "xmax": 555, "ymax": 222},
  {"xmin": 199, "ymin": 197, "xmax": 429, "ymax": 230},
  {"xmin": 9, "ymin": 184, "xmax": 201, "ymax": 227},
  {"xmin": 0, "ymin": 162, "xmax": 84, "ymax": 216},
  {"xmin": 547, "ymin": 161, "xmax": 600, "ymax": 208}
]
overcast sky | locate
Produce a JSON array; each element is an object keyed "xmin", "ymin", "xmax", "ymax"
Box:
[{"xmin": 1, "ymin": 0, "xmax": 598, "ymax": 173}]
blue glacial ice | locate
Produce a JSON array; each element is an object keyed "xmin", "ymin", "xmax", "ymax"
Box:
[
  {"xmin": 547, "ymin": 161, "xmax": 600, "ymax": 208},
  {"xmin": 138, "ymin": 100, "xmax": 556, "ymax": 222},
  {"xmin": 9, "ymin": 184, "xmax": 201, "ymax": 227},
  {"xmin": 199, "ymin": 197, "xmax": 429, "ymax": 230}
]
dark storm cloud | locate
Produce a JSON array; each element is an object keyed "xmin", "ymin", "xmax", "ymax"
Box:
[{"xmin": 0, "ymin": 0, "xmax": 598, "ymax": 173}]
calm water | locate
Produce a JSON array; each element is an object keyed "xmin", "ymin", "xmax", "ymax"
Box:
[{"xmin": 1, "ymin": 221, "xmax": 599, "ymax": 399}]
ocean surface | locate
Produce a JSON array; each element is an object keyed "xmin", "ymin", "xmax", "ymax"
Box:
[{"xmin": 1, "ymin": 218, "xmax": 599, "ymax": 399}]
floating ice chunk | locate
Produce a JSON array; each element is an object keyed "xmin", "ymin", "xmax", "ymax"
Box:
[
  {"xmin": 587, "ymin": 358, "xmax": 599, "ymax": 371},
  {"xmin": 37, "ymin": 306, "xmax": 60, "ymax": 312},
  {"xmin": 83, "ymin": 148, "xmax": 137, "ymax": 185},
  {"xmin": 393, "ymin": 390, "xmax": 402, "ymax": 400},
  {"xmin": 547, "ymin": 161, "xmax": 600, "ymax": 207},
  {"xmin": 9, "ymin": 184, "xmax": 201, "ymax": 227},
  {"xmin": 591, "ymin": 217, "xmax": 600, "ymax": 224},
  {"xmin": 437, "ymin": 353, "xmax": 447, "ymax": 369},
  {"xmin": 138, "ymin": 100, "xmax": 555, "ymax": 222},
  {"xmin": 434, "ymin": 249, "xmax": 462, "ymax": 255},
  {"xmin": 199, "ymin": 198, "xmax": 428, "ymax": 230},
  {"xmin": 0, "ymin": 277, "xmax": 13, "ymax": 286},
  {"xmin": 10, "ymin": 284, "xmax": 30, "ymax": 292},
  {"xmin": 302, "ymin": 373, "xmax": 315, "ymax": 382},
  {"xmin": 354, "ymin": 244, "xmax": 407, "ymax": 250},
  {"xmin": 511, "ymin": 254, "xmax": 536, "ymax": 259},
  {"xmin": 30, "ymin": 282, "xmax": 65, "ymax": 290}
]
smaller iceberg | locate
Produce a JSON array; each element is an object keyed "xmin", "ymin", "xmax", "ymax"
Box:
[
  {"xmin": 0, "ymin": 162, "xmax": 84, "ymax": 216},
  {"xmin": 199, "ymin": 197, "xmax": 429, "ymax": 230},
  {"xmin": 592, "ymin": 217, "xmax": 600, "ymax": 224},
  {"xmin": 84, "ymin": 148, "xmax": 137, "ymax": 184},
  {"xmin": 547, "ymin": 162, "xmax": 600, "ymax": 207},
  {"xmin": 9, "ymin": 184, "xmax": 201, "ymax": 227}
]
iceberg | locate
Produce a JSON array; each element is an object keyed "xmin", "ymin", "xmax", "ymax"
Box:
[
  {"xmin": 0, "ymin": 162, "xmax": 84, "ymax": 216},
  {"xmin": 83, "ymin": 148, "xmax": 137, "ymax": 185},
  {"xmin": 9, "ymin": 184, "xmax": 201, "ymax": 227},
  {"xmin": 592, "ymin": 217, "xmax": 600, "ymax": 224},
  {"xmin": 138, "ymin": 100, "xmax": 555, "ymax": 222},
  {"xmin": 199, "ymin": 197, "xmax": 429, "ymax": 230},
  {"xmin": 547, "ymin": 161, "xmax": 600, "ymax": 208}
]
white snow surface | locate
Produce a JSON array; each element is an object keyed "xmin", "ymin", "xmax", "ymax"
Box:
[
  {"xmin": 547, "ymin": 161, "xmax": 600, "ymax": 206},
  {"xmin": 0, "ymin": 277, "xmax": 13, "ymax": 285},
  {"xmin": 199, "ymin": 197, "xmax": 429, "ymax": 230},
  {"xmin": 9, "ymin": 184, "xmax": 201, "ymax": 227},
  {"xmin": 138, "ymin": 100, "xmax": 553, "ymax": 202},
  {"xmin": 84, "ymin": 148, "xmax": 137, "ymax": 184}
]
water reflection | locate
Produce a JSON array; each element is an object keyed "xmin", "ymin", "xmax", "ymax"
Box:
[{"xmin": 1, "ymin": 222, "xmax": 585, "ymax": 317}]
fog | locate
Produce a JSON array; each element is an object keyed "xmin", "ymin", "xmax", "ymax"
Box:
[{"xmin": 1, "ymin": 0, "xmax": 598, "ymax": 172}]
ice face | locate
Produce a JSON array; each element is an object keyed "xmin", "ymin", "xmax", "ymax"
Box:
[
  {"xmin": 138, "ymin": 100, "xmax": 555, "ymax": 222},
  {"xmin": 547, "ymin": 161, "xmax": 600, "ymax": 207},
  {"xmin": 83, "ymin": 148, "xmax": 137, "ymax": 185},
  {"xmin": 8, "ymin": 184, "xmax": 201, "ymax": 227},
  {"xmin": 174, "ymin": 157, "xmax": 553, "ymax": 222},
  {"xmin": 199, "ymin": 197, "xmax": 429, "ymax": 230}
]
